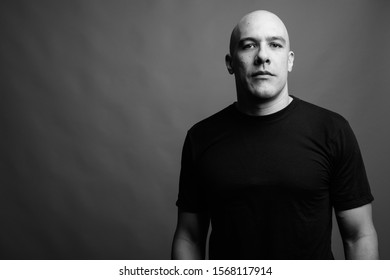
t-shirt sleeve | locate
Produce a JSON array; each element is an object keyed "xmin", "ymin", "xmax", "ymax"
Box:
[
  {"xmin": 176, "ymin": 132, "xmax": 208, "ymax": 213},
  {"xmin": 330, "ymin": 121, "xmax": 374, "ymax": 211}
]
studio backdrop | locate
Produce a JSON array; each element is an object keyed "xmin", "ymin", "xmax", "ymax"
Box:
[{"xmin": 1, "ymin": 0, "xmax": 389, "ymax": 259}]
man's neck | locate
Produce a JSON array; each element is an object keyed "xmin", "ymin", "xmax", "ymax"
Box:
[{"xmin": 236, "ymin": 92, "xmax": 293, "ymax": 116}]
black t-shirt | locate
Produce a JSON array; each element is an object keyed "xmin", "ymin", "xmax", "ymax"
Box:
[{"xmin": 176, "ymin": 96, "xmax": 373, "ymax": 259}]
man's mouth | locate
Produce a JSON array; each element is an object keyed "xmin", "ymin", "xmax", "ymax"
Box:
[{"xmin": 252, "ymin": 70, "xmax": 274, "ymax": 77}]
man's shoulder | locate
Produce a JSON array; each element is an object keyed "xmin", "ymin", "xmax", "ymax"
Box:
[
  {"xmin": 295, "ymin": 97, "xmax": 349, "ymax": 127},
  {"xmin": 188, "ymin": 103, "xmax": 236, "ymax": 135}
]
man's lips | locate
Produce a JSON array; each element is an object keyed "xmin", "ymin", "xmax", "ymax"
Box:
[{"xmin": 252, "ymin": 70, "xmax": 274, "ymax": 77}]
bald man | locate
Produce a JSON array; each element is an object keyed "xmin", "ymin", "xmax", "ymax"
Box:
[{"xmin": 172, "ymin": 10, "xmax": 378, "ymax": 260}]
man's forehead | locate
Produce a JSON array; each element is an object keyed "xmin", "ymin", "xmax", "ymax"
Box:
[
  {"xmin": 229, "ymin": 10, "xmax": 290, "ymax": 54},
  {"xmin": 236, "ymin": 12, "xmax": 288, "ymax": 39}
]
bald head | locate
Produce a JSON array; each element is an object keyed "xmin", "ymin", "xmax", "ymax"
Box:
[
  {"xmin": 225, "ymin": 10, "xmax": 295, "ymax": 110},
  {"xmin": 229, "ymin": 10, "xmax": 291, "ymax": 56}
]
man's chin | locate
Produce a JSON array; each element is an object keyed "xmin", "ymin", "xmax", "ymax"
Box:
[{"xmin": 250, "ymin": 90, "xmax": 279, "ymax": 101}]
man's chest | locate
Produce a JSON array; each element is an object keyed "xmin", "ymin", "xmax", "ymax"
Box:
[{"xmin": 197, "ymin": 128, "xmax": 333, "ymax": 198}]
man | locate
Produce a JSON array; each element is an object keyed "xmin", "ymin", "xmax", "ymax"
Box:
[{"xmin": 171, "ymin": 10, "xmax": 378, "ymax": 259}]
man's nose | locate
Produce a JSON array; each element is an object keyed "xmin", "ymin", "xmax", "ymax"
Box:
[{"xmin": 254, "ymin": 46, "xmax": 270, "ymax": 65}]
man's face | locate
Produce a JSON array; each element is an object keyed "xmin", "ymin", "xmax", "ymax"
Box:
[{"xmin": 226, "ymin": 12, "xmax": 294, "ymax": 101}]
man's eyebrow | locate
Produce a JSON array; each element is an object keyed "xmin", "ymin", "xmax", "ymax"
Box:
[
  {"xmin": 267, "ymin": 36, "xmax": 286, "ymax": 44},
  {"xmin": 238, "ymin": 36, "xmax": 287, "ymax": 44},
  {"xmin": 238, "ymin": 37, "xmax": 256, "ymax": 44}
]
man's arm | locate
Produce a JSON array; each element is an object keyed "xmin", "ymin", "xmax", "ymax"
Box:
[
  {"xmin": 335, "ymin": 203, "xmax": 379, "ymax": 259},
  {"xmin": 171, "ymin": 210, "xmax": 210, "ymax": 259}
]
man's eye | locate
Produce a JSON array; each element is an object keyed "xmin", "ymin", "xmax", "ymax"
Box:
[
  {"xmin": 270, "ymin": 42, "xmax": 282, "ymax": 48},
  {"xmin": 243, "ymin": 43, "xmax": 256, "ymax": 49}
]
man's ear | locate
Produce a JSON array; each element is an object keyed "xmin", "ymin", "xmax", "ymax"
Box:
[
  {"xmin": 225, "ymin": 54, "xmax": 234, "ymax": 74},
  {"xmin": 288, "ymin": 51, "xmax": 294, "ymax": 72}
]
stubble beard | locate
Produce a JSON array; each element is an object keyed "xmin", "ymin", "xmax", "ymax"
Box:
[{"xmin": 247, "ymin": 80, "xmax": 282, "ymax": 102}]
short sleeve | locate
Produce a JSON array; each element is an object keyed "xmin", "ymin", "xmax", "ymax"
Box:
[
  {"xmin": 176, "ymin": 132, "xmax": 208, "ymax": 213},
  {"xmin": 330, "ymin": 121, "xmax": 374, "ymax": 211}
]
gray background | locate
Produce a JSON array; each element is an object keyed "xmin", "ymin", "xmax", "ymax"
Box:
[{"xmin": 1, "ymin": 0, "xmax": 389, "ymax": 259}]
